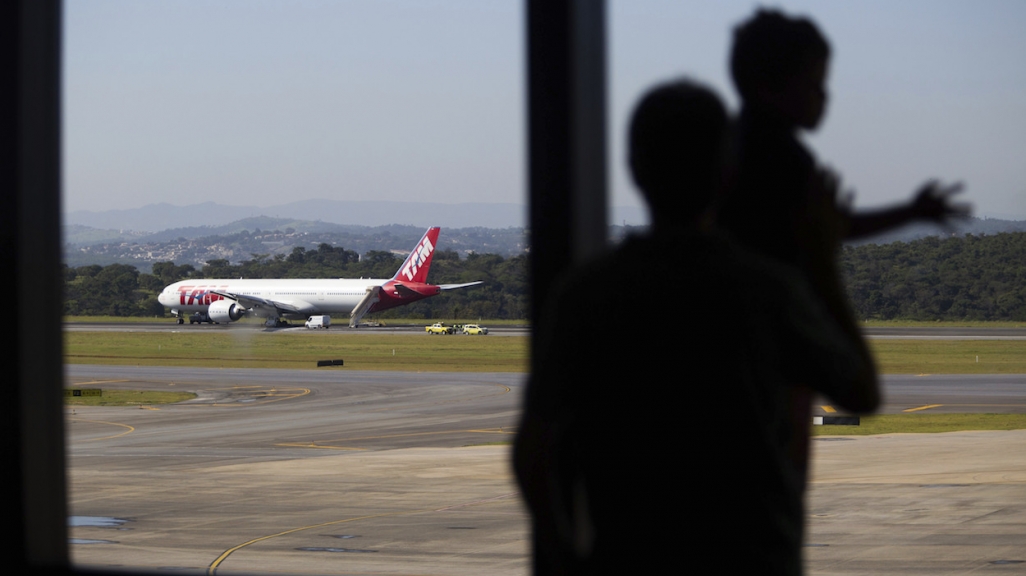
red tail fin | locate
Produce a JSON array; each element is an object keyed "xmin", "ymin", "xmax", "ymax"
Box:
[{"xmin": 392, "ymin": 227, "xmax": 440, "ymax": 284}]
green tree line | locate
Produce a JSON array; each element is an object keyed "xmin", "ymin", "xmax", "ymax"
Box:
[
  {"xmin": 64, "ymin": 233, "xmax": 1026, "ymax": 322},
  {"xmin": 841, "ymin": 232, "xmax": 1026, "ymax": 321}
]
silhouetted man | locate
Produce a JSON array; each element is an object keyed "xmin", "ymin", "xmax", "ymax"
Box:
[{"xmin": 514, "ymin": 79, "xmax": 878, "ymax": 576}]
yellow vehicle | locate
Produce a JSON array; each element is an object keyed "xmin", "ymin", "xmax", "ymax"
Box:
[
  {"xmin": 425, "ymin": 322, "xmax": 454, "ymax": 335},
  {"xmin": 462, "ymin": 324, "xmax": 489, "ymax": 335}
]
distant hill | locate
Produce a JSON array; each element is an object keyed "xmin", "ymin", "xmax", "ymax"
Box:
[
  {"xmin": 67, "ymin": 200, "xmax": 1022, "ymax": 247},
  {"xmin": 65, "ymin": 200, "xmax": 527, "ymax": 231},
  {"xmin": 63, "ymin": 222, "xmax": 531, "ymax": 271},
  {"xmin": 65, "ymin": 200, "xmax": 649, "ymax": 232},
  {"xmin": 62, "ymin": 207, "xmax": 1026, "ymax": 272},
  {"xmin": 845, "ymin": 217, "xmax": 1026, "ymax": 246}
]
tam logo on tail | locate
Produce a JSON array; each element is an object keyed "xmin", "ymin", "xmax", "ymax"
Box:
[{"xmin": 395, "ymin": 227, "xmax": 440, "ymax": 284}]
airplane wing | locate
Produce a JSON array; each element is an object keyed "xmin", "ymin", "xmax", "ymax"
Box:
[
  {"xmin": 208, "ymin": 290, "xmax": 303, "ymax": 315},
  {"xmin": 438, "ymin": 281, "xmax": 484, "ymax": 290}
]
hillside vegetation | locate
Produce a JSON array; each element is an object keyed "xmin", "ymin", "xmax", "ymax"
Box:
[{"xmin": 842, "ymin": 232, "xmax": 1026, "ymax": 321}]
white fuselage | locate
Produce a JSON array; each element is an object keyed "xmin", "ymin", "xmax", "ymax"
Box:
[{"xmin": 158, "ymin": 278, "xmax": 390, "ymax": 318}]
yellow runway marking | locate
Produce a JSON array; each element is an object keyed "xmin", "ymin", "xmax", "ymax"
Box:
[
  {"xmin": 904, "ymin": 404, "xmax": 944, "ymax": 413},
  {"xmin": 207, "ymin": 509, "xmax": 427, "ymax": 574},
  {"xmin": 68, "ymin": 418, "xmax": 135, "ymax": 441},
  {"xmin": 208, "ymin": 493, "xmax": 520, "ymax": 573},
  {"xmin": 821, "ymin": 405, "xmax": 836, "ymax": 413},
  {"xmin": 68, "ymin": 379, "xmax": 130, "ymax": 385},
  {"xmin": 467, "ymin": 428, "xmax": 515, "ymax": 435}
]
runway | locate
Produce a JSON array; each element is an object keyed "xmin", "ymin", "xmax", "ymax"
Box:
[
  {"xmin": 64, "ymin": 321, "xmax": 531, "ymax": 336},
  {"xmin": 66, "ymin": 365, "xmax": 1026, "ymax": 574},
  {"xmin": 863, "ymin": 326, "xmax": 1026, "ymax": 340}
]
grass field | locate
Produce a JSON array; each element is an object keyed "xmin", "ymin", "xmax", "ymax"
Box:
[
  {"xmin": 65, "ymin": 389, "xmax": 196, "ymax": 406},
  {"xmin": 812, "ymin": 413, "xmax": 1026, "ymax": 436},
  {"xmin": 65, "ymin": 331, "xmax": 529, "ymax": 372},
  {"xmin": 869, "ymin": 339, "xmax": 1026, "ymax": 374},
  {"xmin": 64, "ymin": 331, "xmax": 1026, "ymax": 374}
]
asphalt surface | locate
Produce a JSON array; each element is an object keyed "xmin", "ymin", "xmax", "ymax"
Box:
[
  {"xmin": 820, "ymin": 374, "xmax": 1026, "ymax": 415},
  {"xmin": 863, "ymin": 326, "xmax": 1026, "ymax": 340},
  {"xmin": 67, "ymin": 366, "xmax": 527, "ymax": 575},
  {"xmin": 64, "ymin": 321, "xmax": 531, "ymax": 336},
  {"xmin": 66, "ymin": 364, "xmax": 1026, "ymax": 575}
]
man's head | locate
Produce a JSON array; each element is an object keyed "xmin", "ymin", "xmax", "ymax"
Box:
[
  {"xmin": 628, "ymin": 79, "xmax": 728, "ymax": 228},
  {"xmin": 731, "ymin": 9, "xmax": 830, "ymax": 130}
]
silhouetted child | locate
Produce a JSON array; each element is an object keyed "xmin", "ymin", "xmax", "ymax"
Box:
[
  {"xmin": 719, "ymin": 8, "xmax": 966, "ymax": 492},
  {"xmin": 514, "ymin": 79, "xmax": 877, "ymax": 576},
  {"xmin": 722, "ymin": 9, "xmax": 966, "ymax": 263}
]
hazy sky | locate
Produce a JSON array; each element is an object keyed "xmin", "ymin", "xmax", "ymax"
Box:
[{"xmin": 64, "ymin": 1, "xmax": 1026, "ymax": 222}]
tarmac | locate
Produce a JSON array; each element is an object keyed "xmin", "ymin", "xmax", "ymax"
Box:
[
  {"xmin": 66, "ymin": 365, "xmax": 1026, "ymax": 575},
  {"xmin": 807, "ymin": 430, "xmax": 1026, "ymax": 574}
]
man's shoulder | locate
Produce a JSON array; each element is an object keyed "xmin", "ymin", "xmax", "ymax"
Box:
[{"xmin": 556, "ymin": 230, "xmax": 806, "ymax": 303}]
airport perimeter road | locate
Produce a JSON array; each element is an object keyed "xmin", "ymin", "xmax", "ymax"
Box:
[{"xmin": 66, "ymin": 366, "xmax": 528, "ymax": 575}]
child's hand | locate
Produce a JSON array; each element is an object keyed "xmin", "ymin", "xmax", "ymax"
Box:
[{"xmin": 911, "ymin": 180, "xmax": 970, "ymax": 222}]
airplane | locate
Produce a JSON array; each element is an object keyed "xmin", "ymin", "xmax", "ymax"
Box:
[{"xmin": 157, "ymin": 227, "xmax": 482, "ymax": 328}]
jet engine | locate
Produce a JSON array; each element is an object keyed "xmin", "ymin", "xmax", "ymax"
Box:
[{"xmin": 207, "ymin": 299, "xmax": 247, "ymax": 323}]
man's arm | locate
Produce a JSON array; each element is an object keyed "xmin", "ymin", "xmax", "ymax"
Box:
[
  {"xmin": 772, "ymin": 258, "xmax": 880, "ymax": 414},
  {"xmin": 788, "ymin": 169, "xmax": 879, "ymax": 412}
]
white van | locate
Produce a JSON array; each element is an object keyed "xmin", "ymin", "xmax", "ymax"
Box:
[{"xmin": 305, "ymin": 315, "xmax": 331, "ymax": 329}]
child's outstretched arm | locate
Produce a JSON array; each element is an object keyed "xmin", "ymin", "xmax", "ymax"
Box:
[{"xmin": 845, "ymin": 181, "xmax": 969, "ymax": 240}]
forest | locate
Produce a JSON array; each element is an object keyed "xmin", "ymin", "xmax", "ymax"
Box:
[
  {"xmin": 64, "ymin": 232, "xmax": 1026, "ymax": 322},
  {"xmin": 842, "ymin": 232, "xmax": 1026, "ymax": 321}
]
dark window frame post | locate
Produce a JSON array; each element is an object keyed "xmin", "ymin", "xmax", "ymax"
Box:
[
  {"xmin": 526, "ymin": 1, "xmax": 607, "ymax": 574},
  {"xmin": 527, "ymin": 0, "xmax": 608, "ymax": 339},
  {"xmin": 3, "ymin": 0, "xmax": 70, "ymax": 571}
]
